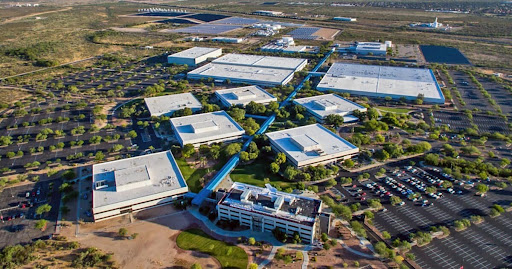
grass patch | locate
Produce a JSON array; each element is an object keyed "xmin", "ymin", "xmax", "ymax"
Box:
[
  {"xmin": 176, "ymin": 157, "xmax": 222, "ymax": 193},
  {"xmin": 176, "ymin": 228, "xmax": 248, "ymax": 269},
  {"xmin": 230, "ymin": 158, "xmax": 294, "ymax": 189},
  {"xmin": 376, "ymin": 106, "xmax": 411, "ymax": 114}
]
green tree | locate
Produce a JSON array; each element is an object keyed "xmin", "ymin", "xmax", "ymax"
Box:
[
  {"xmin": 223, "ymin": 143, "xmax": 241, "ymax": 158},
  {"xmin": 390, "ymin": 196, "xmax": 402, "ymax": 206},
  {"xmin": 476, "ymin": 184, "xmax": 489, "ymax": 195},
  {"xmin": 118, "ymin": 228, "xmax": 128, "ymax": 237},
  {"xmin": 182, "ymin": 144, "xmax": 195, "ymax": 158},
  {"xmin": 270, "ymin": 162, "xmax": 280, "ymax": 174},
  {"xmin": 190, "ymin": 263, "xmax": 202, "ymax": 269},
  {"xmin": 36, "ymin": 204, "xmax": 52, "ymax": 215},
  {"xmin": 325, "ymin": 114, "xmax": 344, "ymax": 127},
  {"xmin": 382, "ymin": 231, "xmax": 391, "ymax": 240},
  {"xmin": 35, "ymin": 219, "xmax": 47, "ymax": 230},
  {"xmin": 275, "ymin": 152, "xmax": 286, "ymax": 165}
]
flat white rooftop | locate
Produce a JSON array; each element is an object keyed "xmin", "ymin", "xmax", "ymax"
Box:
[
  {"xmin": 219, "ymin": 182, "xmax": 321, "ymax": 225},
  {"xmin": 317, "ymin": 63, "xmax": 444, "ymax": 104},
  {"xmin": 93, "ymin": 151, "xmax": 187, "ymax": 209},
  {"xmin": 212, "ymin": 53, "xmax": 307, "ymax": 71},
  {"xmin": 170, "ymin": 110, "xmax": 245, "ymax": 146},
  {"xmin": 293, "ymin": 94, "xmax": 367, "ymax": 119},
  {"xmin": 216, "ymin": 86, "xmax": 277, "ymax": 107},
  {"xmin": 169, "ymin": 47, "xmax": 221, "ymax": 59},
  {"xmin": 188, "ymin": 53, "xmax": 308, "ymax": 86},
  {"xmin": 266, "ymin": 124, "xmax": 358, "ymax": 167},
  {"xmin": 144, "ymin": 93, "xmax": 202, "ymax": 117}
]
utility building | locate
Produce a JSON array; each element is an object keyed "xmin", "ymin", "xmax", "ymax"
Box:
[
  {"xmin": 167, "ymin": 47, "xmax": 222, "ymax": 66},
  {"xmin": 217, "ymin": 182, "xmax": 328, "ymax": 243},
  {"xmin": 92, "ymin": 151, "xmax": 188, "ymax": 221},
  {"xmin": 215, "ymin": 85, "xmax": 277, "ymax": 107},
  {"xmin": 144, "ymin": 93, "xmax": 202, "ymax": 117},
  {"xmin": 266, "ymin": 124, "xmax": 359, "ymax": 168},
  {"xmin": 170, "ymin": 110, "xmax": 245, "ymax": 147},
  {"xmin": 293, "ymin": 94, "xmax": 367, "ymax": 123}
]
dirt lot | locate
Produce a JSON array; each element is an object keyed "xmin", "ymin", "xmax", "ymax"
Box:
[
  {"xmin": 60, "ymin": 206, "xmax": 251, "ymax": 269},
  {"xmin": 313, "ymin": 28, "xmax": 340, "ymax": 40},
  {"xmin": 0, "ymin": 86, "xmax": 31, "ymax": 105}
]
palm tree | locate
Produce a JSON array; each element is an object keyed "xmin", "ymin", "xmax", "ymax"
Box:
[{"xmin": 199, "ymin": 156, "xmax": 207, "ymax": 168}]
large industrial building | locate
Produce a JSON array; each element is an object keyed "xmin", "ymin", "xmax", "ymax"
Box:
[
  {"xmin": 293, "ymin": 94, "xmax": 367, "ymax": 123},
  {"xmin": 170, "ymin": 110, "xmax": 245, "ymax": 147},
  {"xmin": 187, "ymin": 53, "xmax": 308, "ymax": 86},
  {"xmin": 217, "ymin": 182, "xmax": 331, "ymax": 243},
  {"xmin": 317, "ymin": 63, "xmax": 445, "ymax": 104},
  {"xmin": 92, "ymin": 151, "xmax": 188, "ymax": 221},
  {"xmin": 167, "ymin": 47, "xmax": 222, "ymax": 66},
  {"xmin": 144, "ymin": 93, "xmax": 202, "ymax": 117},
  {"xmin": 215, "ymin": 85, "xmax": 277, "ymax": 107},
  {"xmin": 266, "ymin": 124, "xmax": 359, "ymax": 168}
]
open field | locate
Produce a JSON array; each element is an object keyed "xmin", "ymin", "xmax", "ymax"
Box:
[
  {"xmin": 177, "ymin": 228, "xmax": 248, "ymax": 269},
  {"xmin": 0, "ymin": 87, "xmax": 31, "ymax": 105}
]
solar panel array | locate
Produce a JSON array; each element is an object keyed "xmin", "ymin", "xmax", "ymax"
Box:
[
  {"xmin": 182, "ymin": 13, "xmax": 230, "ymax": 22},
  {"xmin": 214, "ymin": 17, "xmax": 261, "ymax": 25},
  {"xmin": 156, "ymin": 19, "xmax": 199, "ymax": 24},
  {"xmin": 172, "ymin": 24, "xmax": 241, "ymax": 34},
  {"xmin": 288, "ymin": 27, "xmax": 321, "ymax": 40}
]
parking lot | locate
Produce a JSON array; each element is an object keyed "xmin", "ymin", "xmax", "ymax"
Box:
[
  {"xmin": 428, "ymin": 110, "xmax": 469, "ymax": 132},
  {"xmin": 0, "ymin": 57, "xmax": 178, "ymax": 176},
  {"xmin": 476, "ymin": 76, "xmax": 512, "ymax": 116},
  {"xmin": 364, "ymin": 166, "xmax": 512, "ymax": 269},
  {"xmin": 0, "ymin": 180, "xmax": 61, "ymax": 248},
  {"xmin": 450, "ymin": 71, "xmax": 496, "ymax": 112},
  {"xmin": 430, "ymin": 110, "xmax": 509, "ymax": 134}
]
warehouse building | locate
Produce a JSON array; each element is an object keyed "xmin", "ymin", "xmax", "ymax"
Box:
[
  {"xmin": 167, "ymin": 47, "xmax": 222, "ymax": 66},
  {"xmin": 293, "ymin": 94, "xmax": 367, "ymax": 123},
  {"xmin": 187, "ymin": 53, "xmax": 308, "ymax": 86},
  {"xmin": 217, "ymin": 182, "xmax": 331, "ymax": 243},
  {"xmin": 144, "ymin": 93, "xmax": 202, "ymax": 117},
  {"xmin": 317, "ymin": 63, "xmax": 445, "ymax": 104},
  {"xmin": 170, "ymin": 110, "xmax": 245, "ymax": 147},
  {"xmin": 92, "ymin": 151, "xmax": 188, "ymax": 221},
  {"xmin": 266, "ymin": 124, "xmax": 359, "ymax": 168},
  {"xmin": 215, "ymin": 85, "xmax": 277, "ymax": 107}
]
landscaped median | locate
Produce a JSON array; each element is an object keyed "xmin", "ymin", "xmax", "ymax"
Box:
[{"xmin": 176, "ymin": 228, "xmax": 248, "ymax": 269}]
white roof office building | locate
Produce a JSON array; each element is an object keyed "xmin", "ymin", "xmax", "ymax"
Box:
[
  {"xmin": 317, "ymin": 63, "xmax": 445, "ymax": 104},
  {"xmin": 217, "ymin": 182, "xmax": 328, "ymax": 243},
  {"xmin": 216, "ymin": 85, "xmax": 277, "ymax": 107},
  {"xmin": 266, "ymin": 124, "xmax": 359, "ymax": 168},
  {"xmin": 170, "ymin": 110, "xmax": 245, "ymax": 147},
  {"xmin": 144, "ymin": 93, "xmax": 202, "ymax": 117},
  {"xmin": 293, "ymin": 94, "xmax": 367, "ymax": 122},
  {"xmin": 92, "ymin": 151, "xmax": 188, "ymax": 221},
  {"xmin": 167, "ymin": 47, "xmax": 222, "ymax": 66},
  {"xmin": 188, "ymin": 53, "xmax": 308, "ymax": 86}
]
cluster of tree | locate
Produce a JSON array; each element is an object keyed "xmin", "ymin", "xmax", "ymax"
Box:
[
  {"xmin": 424, "ymin": 153, "xmax": 512, "ymax": 179},
  {"xmin": 321, "ymin": 195, "xmax": 352, "ymax": 221},
  {"xmin": 240, "ymin": 142, "xmax": 259, "ymax": 163},
  {"xmin": 375, "ymin": 141, "xmax": 431, "ymax": 161}
]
